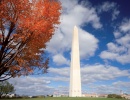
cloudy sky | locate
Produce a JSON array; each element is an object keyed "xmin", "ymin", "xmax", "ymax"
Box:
[{"xmin": 9, "ymin": 0, "xmax": 130, "ymax": 96}]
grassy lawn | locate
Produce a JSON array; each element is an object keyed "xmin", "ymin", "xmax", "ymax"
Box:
[{"xmin": 0, "ymin": 97, "xmax": 126, "ymax": 100}]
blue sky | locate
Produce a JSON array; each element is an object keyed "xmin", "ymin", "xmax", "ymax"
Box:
[{"xmin": 9, "ymin": 0, "xmax": 130, "ymax": 96}]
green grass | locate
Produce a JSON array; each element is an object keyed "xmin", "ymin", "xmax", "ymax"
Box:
[{"xmin": 0, "ymin": 97, "xmax": 126, "ymax": 100}]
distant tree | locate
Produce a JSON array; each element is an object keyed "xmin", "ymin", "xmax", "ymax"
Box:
[
  {"xmin": 0, "ymin": 0, "xmax": 61, "ymax": 81},
  {"xmin": 0, "ymin": 81, "xmax": 15, "ymax": 98},
  {"xmin": 107, "ymin": 94, "xmax": 123, "ymax": 99},
  {"xmin": 107, "ymin": 94, "xmax": 115, "ymax": 98}
]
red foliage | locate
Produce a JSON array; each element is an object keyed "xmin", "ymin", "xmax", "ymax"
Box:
[{"xmin": 0, "ymin": 0, "xmax": 61, "ymax": 81}]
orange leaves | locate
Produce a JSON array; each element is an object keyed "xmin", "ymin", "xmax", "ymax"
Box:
[
  {"xmin": 19, "ymin": 0, "xmax": 61, "ymax": 54},
  {"xmin": 0, "ymin": 34, "xmax": 2, "ymax": 38},
  {"xmin": 0, "ymin": 0, "xmax": 61, "ymax": 80},
  {"xmin": 10, "ymin": 66, "xmax": 21, "ymax": 71},
  {"xmin": 16, "ymin": 0, "xmax": 61, "ymax": 37}
]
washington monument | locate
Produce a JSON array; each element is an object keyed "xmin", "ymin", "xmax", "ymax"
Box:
[{"xmin": 69, "ymin": 26, "xmax": 82, "ymax": 97}]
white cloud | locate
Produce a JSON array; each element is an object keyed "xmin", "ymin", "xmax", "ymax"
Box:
[
  {"xmin": 46, "ymin": 30, "xmax": 65, "ymax": 54},
  {"xmin": 98, "ymin": 1, "xmax": 116, "ymax": 13},
  {"xmin": 9, "ymin": 77, "xmax": 53, "ymax": 96},
  {"xmin": 113, "ymin": 81, "xmax": 130, "ymax": 93},
  {"xmin": 98, "ymin": 1, "xmax": 119, "ymax": 20},
  {"xmin": 48, "ymin": 67, "xmax": 69, "ymax": 77},
  {"xmin": 83, "ymin": 81, "xmax": 130, "ymax": 94},
  {"xmin": 81, "ymin": 64, "xmax": 130, "ymax": 83},
  {"xmin": 100, "ymin": 44, "xmax": 130, "ymax": 64},
  {"xmin": 112, "ymin": 9, "xmax": 120, "ymax": 21},
  {"xmin": 60, "ymin": 0, "xmax": 77, "ymax": 13},
  {"xmin": 46, "ymin": 0, "xmax": 101, "ymax": 64},
  {"xmin": 116, "ymin": 34, "xmax": 130, "ymax": 46},
  {"xmin": 113, "ymin": 81, "xmax": 130, "ymax": 88},
  {"xmin": 53, "ymin": 54, "xmax": 70, "ymax": 65},
  {"xmin": 113, "ymin": 31, "xmax": 122, "ymax": 38},
  {"xmin": 119, "ymin": 19, "xmax": 130, "ymax": 32},
  {"xmin": 79, "ymin": 28, "xmax": 99, "ymax": 58},
  {"xmin": 100, "ymin": 51, "xmax": 130, "ymax": 64},
  {"xmin": 44, "ymin": 76, "xmax": 69, "ymax": 82},
  {"xmin": 113, "ymin": 19, "xmax": 130, "ymax": 39},
  {"xmin": 49, "ymin": 64, "xmax": 130, "ymax": 83},
  {"xmin": 90, "ymin": 84, "xmax": 124, "ymax": 94},
  {"xmin": 100, "ymin": 51, "xmax": 118, "ymax": 60},
  {"xmin": 100, "ymin": 18, "xmax": 130, "ymax": 64},
  {"xmin": 9, "ymin": 64, "xmax": 130, "ymax": 95},
  {"xmin": 107, "ymin": 42, "xmax": 126, "ymax": 53}
]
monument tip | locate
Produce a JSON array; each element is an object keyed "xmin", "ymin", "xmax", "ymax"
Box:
[
  {"xmin": 74, "ymin": 25, "xmax": 77, "ymax": 29},
  {"xmin": 74, "ymin": 26, "xmax": 78, "ymax": 31}
]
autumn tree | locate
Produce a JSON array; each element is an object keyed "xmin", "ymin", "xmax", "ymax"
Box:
[{"xmin": 0, "ymin": 0, "xmax": 61, "ymax": 81}]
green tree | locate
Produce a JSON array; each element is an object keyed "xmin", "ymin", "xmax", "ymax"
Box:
[
  {"xmin": 107, "ymin": 94, "xmax": 123, "ymax": 99},
  {"xmin": 0, "ymin": 81, "xmax": 15, "ymax": 98}
]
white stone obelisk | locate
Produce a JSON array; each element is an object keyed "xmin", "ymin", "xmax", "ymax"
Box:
[{"xmin": 69, "ymin": 26, "xmax": 81, "ymax": 97}]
